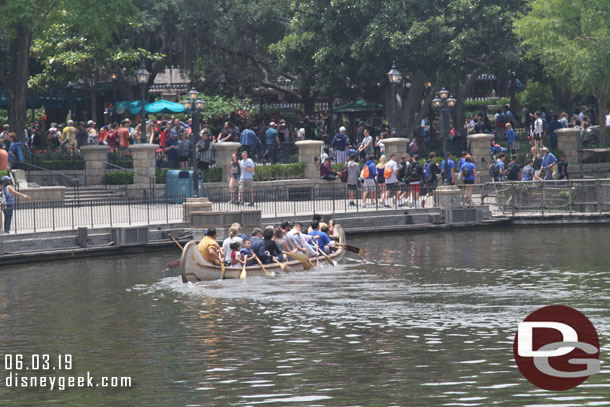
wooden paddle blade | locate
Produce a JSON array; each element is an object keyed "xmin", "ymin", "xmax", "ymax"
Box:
[
  {"xmin": 220, "ymin": 263, "xmax": 226, "ymax": 280},
  {"xmin": 240, "ymin": 266, "xmax": 247, "ymax": 279},
  {"xmin": 338, "ymin": 243, "xmax": 364, "ymax": 256},
  {"xmin": 167, "ymin": 259, "xmax": 181, "ymax": 268}
]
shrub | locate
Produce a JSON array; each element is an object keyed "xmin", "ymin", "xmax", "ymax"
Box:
[
  {"xmin": 104, "ymin": 171, "xmax": 134, "ymax": 185},
  {"xmin": 253, "ymin": 163, "xmax": 304, "ymax": 181}
]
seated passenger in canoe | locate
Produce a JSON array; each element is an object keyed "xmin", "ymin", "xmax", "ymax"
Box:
[
  {"xmin": 222, "ymin": 225, "xmax": 244, "ymax": 265},
  {"xmin": 230, "ymin": 240, "xmax": 256, "ymax": 267},
  {"xmin": 239, "ymin": 238, "xmax": 258, "ymax": 266},
  {"xmin": 259, "ymin": 228, "xmax": 284, "ymax": 264},
  {"xmin": 287, "ymin": 223, "xmax": 318, "ymax": 257},
  {"xmin": 307, "ymin": 214, "xmax": 334, "ymax": 235},
  {"xmin": 308, "ymin": 221, "xmax": 334, "ymax": 254},
  {"xmin": 197, "ymin": 227, "xmax": 223, "ymax": 265}
]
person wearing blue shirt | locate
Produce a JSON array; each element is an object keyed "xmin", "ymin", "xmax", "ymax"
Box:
[
  {"xmin": 440, "ymin": 152, "xmax": 456, "ymax": 184},
  {"xmin": 308, "ymin": 221, "xmax": 332, "ymax": 254},
  {"xmin": 361, "ymin": 155, "xmax": 377, "ymax": 208},
  {"xmin": 459, "ymin": 156, "xmax": 479, "ymax": 204},
  {"xmin": 240, "ymin": 126, "xmax": 261, "ymax": 159},
  {"xmin": 331, "ymin": 126, "xmax": 350, "ymax": 164},
  {"xmin": 265, "ymin": 122, "xmax": 280, "ymax": 163},
  {"xmin": 457, "ymin": 151, "xmax": 468, "ymax": 172},
  {"xmin": 164, "ymin": 130, "xmax": 179, "ymax": 169},
  {"xmin": 506, "ymin": 123, "xmax": 516, "ymax": 155},
  {"xmin": 541, "ymin": 147, "xmax": 557, "ymax": 180},
  {"xmin": 494, "ymin": 153, "xmax": 506, "ymax": 182}
]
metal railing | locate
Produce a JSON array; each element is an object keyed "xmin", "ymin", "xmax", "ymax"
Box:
[
  {"xmin": 454, "ymin": 179, "xmax": 610, "ymax": 216},
  {"xmin": 16, "ymin": 161, "xmax": 80, "ymax": 200},
  {"xmin": 6, "ymin": 195, "xmax": 187, "ymax": 234}
]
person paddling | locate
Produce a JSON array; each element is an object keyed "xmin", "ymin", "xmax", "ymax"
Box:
[{"xmin": 197, "ymin": 227, "xmax": 223, "ymax": 265}]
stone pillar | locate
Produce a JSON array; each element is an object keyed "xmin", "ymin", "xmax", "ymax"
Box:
[
  {"xmin": 382, "ymin": 137, "xmax": 409, "ymax": 158},
  {"xmin": 555, "ymin": 128, "xmax": 580, "ymax": 167},
  {"xmin": 212, "ymin": 142, "xmax": 241, "ymax": 182},
  {"xmin": 81, "ymin": 145, "xmax": 109, "ymax": 186},
  {"xmin": 435, "ymin": 185, "xmax": 462, "ymax": 209},
  {"xmin": 296, "ymin": 140, "xmax": 324, "ymax": 179},
  {"xmin": 129, "ymin": 144, "xmax": 159, "ymax": 185},
  {"xmin": 467, "ymin": 133, "xmax": 494, "ymax": 172}
]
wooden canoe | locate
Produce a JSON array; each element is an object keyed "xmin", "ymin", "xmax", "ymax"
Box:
[{"xmin": 181, "ymin": 226, "xmax": 346, "ymax": 282}]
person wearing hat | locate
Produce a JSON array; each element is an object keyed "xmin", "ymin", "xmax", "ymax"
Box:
[
  {"xmin": 1, "ymin": 175, "xmax": 30, "ymax": 234},
  {"xmin": 332, "ymin": 126, "xmax": 350, "ymax": 164},
  {"xmin": 265, "ymin": 121, "xmax": 280, "ymax": 163},
  {"xmin": 541, "ymin": 147, "xmax": 557, "ymax": 180}
]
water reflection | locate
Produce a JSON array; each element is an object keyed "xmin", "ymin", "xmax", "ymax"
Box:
[{"xmin": 0, "ymin": 226, "xmax": 608, "ymax": 406}]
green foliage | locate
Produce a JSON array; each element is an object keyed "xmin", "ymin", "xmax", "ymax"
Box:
[
  {"xmin": 104, "ymin": 171, "xmax": 134, "ymax": 185},
  {"xmin": 514, "ymin": 0, "xmax": 610, "ymax": 98},
  {"xmin": 253, "ymin": 163, "xmax": 304, "ymax": 181},
  {"xmin": 195, "ymin": 94, "xmax": 259, "ymax": 123},
  {"xmin": 515, "ymin": 81, "xmax": 555, "ymax": 113},
  {"xmin": 464, "ymin": 98, "xmax": 511, "ymax": 116}
]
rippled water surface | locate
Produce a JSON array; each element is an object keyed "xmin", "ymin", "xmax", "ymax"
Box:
[{"xmin": 1, "ymin": 226, "xmax": 609, "ymax": 406}]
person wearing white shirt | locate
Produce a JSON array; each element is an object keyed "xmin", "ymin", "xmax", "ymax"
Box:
[
  {"xmin": 533, "ymin": 111, "xmax": 543, "ymax": 149},
  {"xmin": 605, "ymin": 109, "xmax": 610, "ymax": 127},
  {"xmin": 286, "ymin": 223, "xmax": 317, "ymax": 256}
]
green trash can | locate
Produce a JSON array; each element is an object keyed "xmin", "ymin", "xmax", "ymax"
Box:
[{"xmin": 165, "ymin": 170, "xmax": 204, "ymax": 203}]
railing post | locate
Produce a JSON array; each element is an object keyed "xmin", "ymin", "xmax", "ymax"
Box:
[
  {"xmin": 109, "ymin": 200, "xmax": 113, "ymax": 227},
  {"xmin": 147, "ymin": 195, "xmax": 150, "ymax": 225},
  {"xmin": 33, "ymin": 202, "xmax": 36, "ymax": 233},
  {"xmin": 91, "ymin": 201, "xmax": 94, "ymax": 228},
  {"xmin": 568, "ymin": 181, "xmax": 573, "ymax": 215},
  {"xmin": 274, "ymin": 186, "xmax": 278, "ymax": 218},
  {"xmin": 52, "ymin": 201, "xmax": 56, "ymax": 231},
  {"xmin": 166, "ymin": 196, "xmax": 169, "ymax": 223},
  {"xmin": 511, "ymin": 183, "xmax": 516, "ymax": 216},
  {"xmin": 541, "ymin": 183, "xmax": 545, "ymax": 216},
  {"xmin": 332, "ymin": 186, "xmax": 335, "ymax": 214},
  {"xmin": 128, "ymin": 197, "xmax": 132, "ymax": 225},
  {"xmin": 597, "ymin": 180, "xmax": 602, "ymax": 214},
  {"xmin": 312, "ymin": 187, "xmax": 316, "ymax": 215},
  {"xmin": 71, "ymin": 200, "xmax": 75, "ymax": 230}
]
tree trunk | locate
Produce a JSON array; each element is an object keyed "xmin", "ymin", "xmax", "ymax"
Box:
[
  {"xmin": 5, "ymin": 24, "xmax": 32, "ymax": 142},
  {"xmin": 551, "ymin": 83, "xmax": 575, "ymax": 113},
  {"xmin": 401, "ymin": 70, "xmax": 426, "ymax": 140},
  {"xmin": 302, "ymin": 92, "xmax": 315, "ymax": 116},
  {"xmin": 453, "ymin": 69, "xmax": 482, "ymax": 138},
  {"xmin": 90, "ymin": 80, "xmax": 98, "ymax": 123},
  {"xmin": 598, "ymin": 91, "xmax": 607, "ymax": 147}
]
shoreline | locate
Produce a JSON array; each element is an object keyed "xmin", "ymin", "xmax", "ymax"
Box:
[{"xmin": 1, "ymin": 210, "xmax": 609, "ymax": 266}]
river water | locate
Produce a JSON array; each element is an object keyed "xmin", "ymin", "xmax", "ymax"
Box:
[{"xmin": 0, "ymin": 226, "xmax": 609, "ymax": 406}]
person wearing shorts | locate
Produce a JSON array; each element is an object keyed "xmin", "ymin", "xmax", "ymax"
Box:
[
  {"xmin": 459, "ymin": 155, "xmax": 479, "ymax": 204},
  {"xmin": 238, "ymin": 150, "xmax": 255, "ymax": 206}
]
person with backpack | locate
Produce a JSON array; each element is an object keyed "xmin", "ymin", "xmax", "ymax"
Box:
[
  {"xmin": 346, "ymin": 154, "xmax": 360, "ymax": 206},
  {"xmin": 505, "ymin": 155, "xmax": 522, "ymax": 181},
  {"xmin": 459, "ymin": 155, "xmax": 479, "ymax": 205},
  {"xmin": 422, "ymin": 152, "xmax": 441, "ymax": 208},
  {"xmin": 406, "ymin": 155, "xmax": 424, "ymax": 208},
  {"xmin": 397, "ymin": 154, "xmax": 411, "ymax": 206},
  {"xmin": 440, "ymin": 152, "xmax": 456, "ymax": 185},
  {"xmin": 490, "ymin": 153, "xmax": 506, "ymax": 182},
  {"xmin": 331, "ymin": 126, "xmax": 350, "ymax": 164},
  {"xmin": 376, "ymin": 155, "xmax": 387, "ymax": 208},
  {"xmin": 360, "ymin": 155, "xmax": 377, "ymax": 208},
  {"xmin": 506, "ymin": 123, "xmax": 516, "ymax": 155},
  {"xmin": 1, "ymin": 175, "xmax": 30, "ymax": 234},
  {"xmin": 384, "ymin": 153, "xmax": 399, "ymax": 208},
  {"xmin": 541, "ymin": 147, "xmax": 557, "ymax": 181}
]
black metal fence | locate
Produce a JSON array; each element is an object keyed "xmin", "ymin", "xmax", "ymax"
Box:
[{"xmin": 7, "ymin": 196, "xmax": 186, "ymax": 234}]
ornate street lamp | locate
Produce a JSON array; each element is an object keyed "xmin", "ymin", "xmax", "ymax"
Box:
[
  {"xmin": 111, "ymin": 70, "xmax": 119, "ymax": 122},
  {"xmin": 136, "ymin": 62, "xmax": 150, "ymax": 135},
  {"xmin": 387, "ymin": 64, "xmax": 401, "ymax": 137},
  {"xmin": 432, "ymin": 88, "xmax": 457, "ymax": 185},
  {"xmin": 182, "ymin": 87, "xmax": 206, "ymax": 198}
]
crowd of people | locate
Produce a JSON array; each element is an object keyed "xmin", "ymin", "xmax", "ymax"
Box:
[{"xmin": 197, "ymin": 215, "xmax": 336, "ymax": 267}]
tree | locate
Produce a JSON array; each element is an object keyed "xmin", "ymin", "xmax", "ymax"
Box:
[
  {"xmin": 515, "ymin": 0, "xmax": 610, "ymax": 144},
  {"xmin": 0, "ymin": 0, "xmax": 136, "ymax": 137}
]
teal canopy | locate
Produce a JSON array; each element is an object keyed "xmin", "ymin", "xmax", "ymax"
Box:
[
  {"xmin": 145, "ymin": 99, "xmax": 185, "ymax": 114},
  {"xmin": 114, "ymin": 99, "xmax": 185, "ymax": 116},
  {"xmin": 334, "ymin": 99, "xmax": 383, "ymax": 113}
]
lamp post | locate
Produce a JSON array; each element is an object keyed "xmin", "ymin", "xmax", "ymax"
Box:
[
  {"xmin": 111, "ymin": 70, "xmax": 118, "ymax": 123},
  {"xmin": 432, "ymin": 89, "xmax": 456, "ymax": 185},
  {"xmin": 182, "ymin": 87, "xmax": 205, "ymax": 198},
  {"xmin": 387, "ymin": 64, "xmax": 401, "ymax": 137},
  {"xmin": 136, "ymin": 62, "xmax": 150, "ymax": 140}
]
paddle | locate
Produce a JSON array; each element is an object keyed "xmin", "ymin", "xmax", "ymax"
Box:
[
  {"xmin": 337, "ymin": 243, "xmax": 365, "ymax": 256},
  {"xmin": 168, "ymin": 233, "xmax": 184, "ymax": 250},
  {"xmin": 167, "ymin": 259, "xmax": 181, "ymax": 268},
  {"xmin": 313, "ymin": 236, "xmax": 337, "ymax": 266},
  {"xmin": 282, "ymin": 251, "xmax": 312, "ymax": 270},
  {"xmin": 220, "ymin": 262, "xmax": 226, "ymax": 279},
  {"xmin": 253, "ymin": 254, "xmax": 271, "ymax": 277},
  {"xmin": 240, "ymin": 261, "xmax": 247, "ymax": 279},
  {"xmin": 272, "ymin": 257, "xmax": 287, "ymax": 272},
  {"xmin": 167, "ymin": 233, "xmax": 184, "ymax": 268},
  {"xmin": 312, "ymin": 238, "xmax": 320, "ymax": 266}
]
